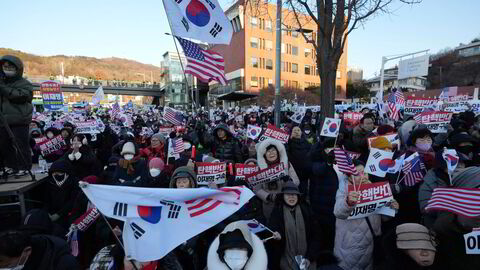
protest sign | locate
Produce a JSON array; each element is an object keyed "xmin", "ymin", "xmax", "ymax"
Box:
[
  {"xmin": 41, "ymin": 81, "xmax": 64, "ymax": 111},
  {"xmin": 414, "ymin": 111, "xmax": 453, "ymax": 133},
  {"xmin": 34, "ymin": 137, "xmax": 48, "ymax": 145},
  {"xmin": 196, "ymin": 162, "xmax": 227, "ymax": 185},
  {"xmin": 464, "ymin": 229, "xmax": 480, "ymax": 255},
  {"xmin": 158, "ymin": 127, "xmax": 175, "ymax": 137},
  {"xmin": 234, "ymin": 164, "xmax": 260, "ymax": 181},
  {"xmin": 38, "ymin": 135, "xmax": 66, "ymax": 156},
  {"xmin": 404, "ymin": 98, "xmax": 437, "ymax": 115},
  {"xmin": 347, "ymin": 181, "xmax": 396, "ymax": 220},
  {"xmin": 245, "ymin": 162, "xmax": 286, "ymax": 189},
  {"xmin": 258, "ymin": 124, "xmax": 289, "ymax": 144},
  {"xmin": 367, "ymin": 133, "xmax": 401, "ymax": 150},
  {"xmin": 343, "ymin": 112, "xmax": 363, "ymax": 128},
  {"xmin": 74, "ymin": 120, "xmax": 103, "ymax": 134}
]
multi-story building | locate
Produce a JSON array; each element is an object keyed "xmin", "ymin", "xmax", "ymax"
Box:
[
  {"xmin": 209, "ymin": 1, "xmax": 347, "ymax": 99},
  {"xmin": 365, "ymin": 66, "xmax": 427, "ymax": 93},
  {"xmin": 347, "ymin": 67, "xmax": 363, "ymax": 83},
  {"xmin": 160, "ymin": 51, "xmax": 193, "ymax": 107},
  {"xmin": 456, "ymin": 41, "xmax": 480, "ymax": 58}
]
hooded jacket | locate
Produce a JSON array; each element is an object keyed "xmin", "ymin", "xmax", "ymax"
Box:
[
  {"xmin": 204, "ymin": 123, "xmax": 243, "ymax": 163},
  {"xmin": 0, "ymin": 55, "xmax": 33, "ymax": 126},
  {"xmin": 23, "ymin": 234, "xmax": 80, "ymax": 270},
  {"xmin": 207, "ymin": 221, "xmax": 268, "ymax": 270},
  {"xmin": 255, "ymin": 139, "xmax": 300, "ymax": 202},
  {"xmin": 169, "ymin": 166, "xmax": 197, "ymax": 188}
]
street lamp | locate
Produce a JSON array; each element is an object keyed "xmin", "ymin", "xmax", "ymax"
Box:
[{"xmin": 274, "ymin": 16, "xmax": 313, "ymax": 127}]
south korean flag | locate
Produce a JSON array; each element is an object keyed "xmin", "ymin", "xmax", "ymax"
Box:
[
  {"xmin": 163, "ymin": 0, "xmax": 233, "ymax": 44},
  {"xmin": 320, "ymin": 118, "xmax": 341, "ymax": 138}
]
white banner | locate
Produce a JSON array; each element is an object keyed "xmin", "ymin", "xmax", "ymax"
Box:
[
  {"xmin": 347, "ymin": 182, "xmax": 396, "ymax": 219},
  {"xmin": 398, "ymin": 54, "xmax": 429, "ymax": 79},
  {"xmin": 196, "ymin": 162, "xmax": 227, "ymax": 185}
]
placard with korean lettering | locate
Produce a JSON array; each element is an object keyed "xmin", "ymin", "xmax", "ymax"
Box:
[
  {"xmin": 414, "ymin": 111, "xmax": 453, "ymax": 133},
  {"xmin": 38, "ymin": 135, "xmax": 67, "ymax": 156},
  {"xmin": 347, "ymin": 182, "xmax": 396, "ymax": 220},
  {"xmin": 258, "ymin": 124, "xmax": 289, "ymax": 144},
  {"xmin": 245, "ymin": 163, "xmax": 286, "ymax": 189},
  {"xmin": 196, "ymin": 162, "xmax": 227, "ymax": 185},
  {"xmin": 40, "ymin": 81, "xmax": 64, "ymax": 111},
  {"xmin": 234, "ymin": 164, "xmax": 259, "ymax": 181}
]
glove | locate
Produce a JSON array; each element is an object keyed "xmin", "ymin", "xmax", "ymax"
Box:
[
  {"xmin": 68, "ymin": 153, "xmax": 75, "ymax": 161},
  {"xmin": 74, "ymin": 152, "xmax": 82, "ymax": 160}
]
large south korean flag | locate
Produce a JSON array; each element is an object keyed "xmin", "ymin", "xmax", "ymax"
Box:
[{"xmin": 163, "ymin": 0, "xmax": 233, "ymax": 44}]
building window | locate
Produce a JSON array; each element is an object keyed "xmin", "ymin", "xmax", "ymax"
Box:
[
  {"xmin": 280, "ymin": 80, "xmax": 285, "ymax": 87},
  {"xmin": 304, "ymin": 48, "xmax": 311, "ymax": 58},
  {"xmin": 266, "ymin": 20, "xmax": 272, "ymax": 32},
  {"xmin": 250, "ymin": 17, "xmax": 258, "ymax": 28},
  {"xmin": 292, "ymin": 81, "xmax": 298, "ymax": 88},
  {"xmin": 266, "ymin": 59, "xmax": 273, "ymax": 70},
  {"xmin": 281, "ymin": 61, "xmax": 286, "ymax": 72},
  {"xmin": 336, "ymin": 70, "xmax": 341, "ymax": 79},
  {"xmin": 266, "ymin": 40, "xmax": 273, "ymax": 51},
  {"xmin": 304, "ymin": 65, "xmax": 311, "ymax": 75},
  {"xmin": 251, "ymin": 76, "xmax": 258, "ymax": 87},
  {"xmin": 268, "ymin": 79, "xmax": 273, "ymax": 85},
  {"xmin": 251, "ymin": 57, "xmax": 258, "ymax": 68},
  {"xmin": 281, "ymin": 43, "xmax": 285, "ymax": 53},
  {"xmin": 250, "ymin": 37, "xmax": 259, "ymax": 48},
  {"xmin": 292, "ymin": 63, "xmax": 298, "ymax": 73},
  {"xmin": 292, "ymin": 46, "xmax": 298, "ymax": 56}
]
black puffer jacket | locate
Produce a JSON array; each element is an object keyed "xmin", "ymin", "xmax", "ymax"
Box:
[
  {"xmin": 23, "ymin": 235, "xmax": 80, "ymax": 270},
  {"xmin": 203, "ymin": 123, "xmax": 242, "ymax": 163},
  {"xmin": 0, "ymin": 55, "xmax": 33, "ymax": 126},
  {"xmin": 287, "ymin": 137, "xmax": 312, "ymax": 179}
]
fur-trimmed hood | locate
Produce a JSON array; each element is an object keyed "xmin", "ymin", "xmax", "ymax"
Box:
[
  {"xmin": 207, "ymin": 221, "xmax": 268, "ymax": 270},
  {"xmin": 256, "ymin": 138, "xmax": 288, "ymax": 170}
]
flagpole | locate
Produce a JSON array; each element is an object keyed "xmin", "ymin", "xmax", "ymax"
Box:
[
  {"xmin": 164, "ymin": 24, "xmax": 196, "ymax": 113},
  {"xmin": 396, "ymin": 158, "xmax": 421, "ymax": 185}
]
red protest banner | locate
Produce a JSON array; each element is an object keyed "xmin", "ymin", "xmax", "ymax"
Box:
[
  {"xmin": 258, "ymin": 124, "xmax": 289, "ymax": 143},
  {"xmin": 343, "ymin": 112, "xmax": 363, "ymax": 128},
  {"xmin": 38, "ymin": 135, "xmax": 66, "ymax": 156},
  {"xmin": 234, "ymin": 164, "xmax": 260, "ymax": 181},
  {"xmin": 347, "ymin": 181, "xmax": 395, "ymax": 219},
  {"xmin": 196, "ymin": 162, "xmax": 227, "ymax": 185},
  {"xmin": 245, "ymin": 162, "xmax": 286, "ymax": 189}
]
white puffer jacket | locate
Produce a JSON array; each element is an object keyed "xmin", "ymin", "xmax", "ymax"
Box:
[{"xmin": 333, "ymin": 177, "xmax": 382, "ymax": 270}]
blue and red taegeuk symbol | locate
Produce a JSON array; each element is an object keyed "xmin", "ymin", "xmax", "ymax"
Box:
[
  {"xmin": 328, "ymin": 122, "xmax": 338, "ymax": 133},
  {"xmin": 137, "ymin": 205, "xmax": 162, "ymax": 224},
  {"xmin": 186, "ymin": 0, "xmax": 211, "ymax": 27},
  {"xmin": 444, "ymin": 154, "xmax": 458, "ymax": 166},
  {"xmin": 249, "ymin": 129, "xmax": 258, "ymax": 137},
  {"xmin": 378, "ymin": 158, "xmax": 395, "ymax": 171}
]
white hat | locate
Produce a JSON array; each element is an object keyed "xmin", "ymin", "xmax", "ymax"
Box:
[{"xmin": 120, "ymin": 142, "xmax": 136, "ymax": 155}]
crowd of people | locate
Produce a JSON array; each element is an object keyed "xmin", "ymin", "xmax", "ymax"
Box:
[{"xmin": 1, "ymin": 55, "xmax": 480, "ymax": 270}]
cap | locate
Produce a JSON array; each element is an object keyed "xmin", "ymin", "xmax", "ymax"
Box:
[
  {"xmin": 281, "ymin": 181, "xmax": 301, "ymax": 195},
  {"xmin": 396, "ymin": 223, "xmax": 436, "ymax": 252}
]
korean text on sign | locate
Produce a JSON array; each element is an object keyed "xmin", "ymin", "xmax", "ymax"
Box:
[
  {"xmin": 258, "ymin": 124, "xmax": 289, "ymax": 143},
  {"xmin": 38, "ymin": 135, "xmax": 66, "ymax": 156},
  {"xmin": 234, "ymin": 164, "xmax": 259, "ymax": 181},
  {"xmin": 245, "ymin": 162, "xmax": 286, "ymax": 189},
  {"xmin": 347, "ymin": 181, "xmax": 396, "ymax": 220},
  {"xmin": 196, "ymin": 162, "xmax": 227, "ymax": 185}
]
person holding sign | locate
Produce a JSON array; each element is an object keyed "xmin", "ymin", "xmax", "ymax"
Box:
[
  {"xmin": 267, "ymin": 181, "xmax": 321, "ymax": 270},
  {"xmin": 333, "ymin": 161, "xmax": 399, "ymax": 270},
  {"xmin": 255, "ymin": 139, "xmax": 300, "ymax": 220}
]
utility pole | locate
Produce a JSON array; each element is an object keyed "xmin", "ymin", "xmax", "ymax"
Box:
[{"xmin": 274, "ymin": 0, "xmax": 282, "ymax": 127}]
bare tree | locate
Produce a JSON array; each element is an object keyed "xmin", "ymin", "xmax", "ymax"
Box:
[{"xmin": 277, "ymin": 0, "xmax": 422, "ymax": 122}]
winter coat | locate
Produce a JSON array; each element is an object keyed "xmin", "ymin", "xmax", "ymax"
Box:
[
  {"xmin": 203, "ymin": 123, "xmax": 243, "ymax": 163},
  {"xmin": 333, "ymin": 178, "xmax": 381, "ymax": 270},
  {"xmin": 112, "ymin": 158, "xmax": 149, "ymax": 184},
  {"xmin": 61, "ymin": 145, "xmax": 102, "ymax": 179},
  {"xmin": 23, "ymin": 234, "xmax": 80, "ymax": 270},
  {"xmin": 0, "ymin": 55, "xmax": 33, "ymax": 126},
  {"xmin": 287, "ymin": 137, "xmax": 312, "ymax": 181},
  {"xmin": 418, "ymin": 168, "xmax": 450, "ymax": 228},
  {"xmin": 352, "ymin": 125, "xmax": 373, "ymax": 153},
  {"xmin": 267, "ymin": 200, "xmax": 322, "ymax": 269},
  {"xmin": 207, "ymin": 221, "xmax": 268, "ymax": 270},
  {"xmin": 139, "ymin": 144, "xmax": 167, "ymax": 162},
  {"xmin": 42, "ymin": 174, "xmax": 79, "ymax": 227}
]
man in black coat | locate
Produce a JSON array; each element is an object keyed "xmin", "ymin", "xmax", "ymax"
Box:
[
  {"xmin": 201, "ymin": 123, "xmax": 242, "ymax": 163},
  {"xmin": 0, "ymin": 230, "xmax": 80, "ymax": 270}
]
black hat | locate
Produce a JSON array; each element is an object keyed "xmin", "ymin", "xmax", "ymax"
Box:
[
  {"xmin": 409, "ymin": 127, "xmax": 432, "ymax": 146},
  {"xmin": 217, "ymin": 229, "xmax": 253, "ymax": 259},
  {"xmin": 281, "ymin": 181, "xmax": 301, "ymax": 195}
]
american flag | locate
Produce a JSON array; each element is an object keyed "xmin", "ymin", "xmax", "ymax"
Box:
[
  {"xmin": 401, "ymin": 153, "xmax": 426, "ymax": 186},
  {"xmin": 425, "ymin": 187, "xmax": 480, "ymax": 218},
  {"xmin": 176, "ymin": 37, "xmax": 227, "ymax": 85},
  {"xmin": 110, "ymin": 102, "xmax": 120, "ymax": 119},
  {"xmin": 185, "ymin": 187, "xmax": 241, "ymax": 217},
  {"xmin": 387, "ymin": 89, "xmax": 405, "ymax": 121},
  {"xmin": 163, "ymin": 107, "xmax": 184, "ymax": 126},
  {"xmin": 172, "ymin": 138, "xmax": 185, "ymax": 154},
  {"xmin": 334, "ymin": 148, "xmax": 358, "ymax": 176}
]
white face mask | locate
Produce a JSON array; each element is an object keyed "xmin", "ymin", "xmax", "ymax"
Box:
[
  {"xmin": 224, "ymin": 249, "xmax": 248, "ymax": 270},
  {"xmin": 124, "ymin": 154, "xmax": 134, "ymax": 160},
  {"xmin": 3, "ymin": 70, "xmax": 16, "ymax": 77},
  {"xmin": 150, "ymin": 168, "xmax": 161, "ymax": 177}
]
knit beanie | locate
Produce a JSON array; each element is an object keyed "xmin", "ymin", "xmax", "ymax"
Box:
[
  {"xmin": 120, "ymin": 142, "xmax": 136, "ymax": 155},
  {"xmin": 151, "ymin": 133, "xmax": 166, "ymax": 144},
  {"xmin": 149, "ymin": 158, "xmax": 165, "ymax": 170},
  {"xmin": 370, "ymin": 136, "xmax": 392, "ymax": 150}
]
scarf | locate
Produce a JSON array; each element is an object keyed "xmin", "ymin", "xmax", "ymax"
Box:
[
  {"xmin": 280, "ymin": 204, "xmax": 308, "ymax": 270},
  {"xmin": 118, "ymin": 156, "xmax": 141, "ymax": 175}
]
